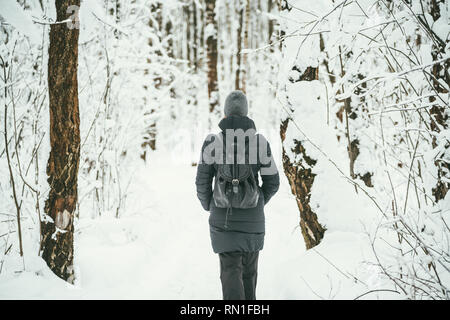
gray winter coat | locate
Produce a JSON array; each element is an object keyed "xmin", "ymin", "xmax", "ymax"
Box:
[{"xmin": 195, "ymin": 115, "xmax": 280, "ymax": 253}]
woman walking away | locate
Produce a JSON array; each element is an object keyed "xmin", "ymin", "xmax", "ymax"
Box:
[{"xmin": 195, "ymin": 90, "xmax": 280, "ymax": 300}]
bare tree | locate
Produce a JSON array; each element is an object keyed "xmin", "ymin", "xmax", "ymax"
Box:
[{"xmin": 1, "ymin": 55, "xmax": 24, "ymax": 258}]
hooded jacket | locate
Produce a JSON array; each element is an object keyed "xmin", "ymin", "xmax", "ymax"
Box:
[{"xmin": 195, "ymin": 115, "xmax": 280, "ymax": 253}]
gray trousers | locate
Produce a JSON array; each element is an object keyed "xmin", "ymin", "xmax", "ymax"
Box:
[{"xmin": 218, "ymin": 251, "xmax": 259, "ymax": 300}]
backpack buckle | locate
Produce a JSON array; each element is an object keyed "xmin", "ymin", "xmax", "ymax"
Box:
[{"xmin": 232, "ymin": 179, "xmax": 239, "ymax": 193}]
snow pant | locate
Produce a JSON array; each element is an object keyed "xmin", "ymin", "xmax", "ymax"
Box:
[{"xmin": 218, "ymin": 251, "xmax": 259, "ymax": 300}]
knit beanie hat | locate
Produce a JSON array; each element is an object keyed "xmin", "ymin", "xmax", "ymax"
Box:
[{"xmin": 224, "ymin": 90, "xmax": 248, "ymax": 117}]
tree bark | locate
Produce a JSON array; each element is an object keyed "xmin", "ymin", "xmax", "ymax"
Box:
[
  {"xmin": 338, "ymin": 46, "xmax": 357, "ymax": 181},
  {"xmin": 193, "ymin": 0, "xmax": 198, "ymax": 72},
  {"xmin": 241, "ymin": 0, "xmax": 250, "ymax": 93},
  {"xmin": 280, "ymin": 66, "xmax": 326, "ymax": 249},
  {"xmin": 235, "ymin": 3, "xmax": 243, "ymax": 91},
  {"xmin": 199, "ymin": 1, "xmax": 205, "ymax": 70},
  {"xmin": 428, "ymin": 0, "xmax": 449, "ymax": 202},
  {"xmin": 184, "ymin": 1, "xmax": 192, "ymax": 67},
  {"xmin": 141, "ymin": 2, "xmax": 163, "ymax": 160},
  {"xmin": 41, "ymin": 0, "xmax": 80, "ymax": 283},
  {"xmin": 205, "ymin": 0, "xmax": 219, "ymax": 115},
  {"xmin": 268, "ymin": 0, "xmax": 274, "ymax": 44},
  {"xmin": 278, "ymin": 3, "xmax": 326, "ymax": 249}
]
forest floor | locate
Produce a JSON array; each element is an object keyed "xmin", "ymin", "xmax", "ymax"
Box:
[{"xmin": 0, "ymin": 151, "xmax": 398, "ymax": 299}]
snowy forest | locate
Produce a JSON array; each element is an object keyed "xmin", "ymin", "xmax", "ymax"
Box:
[{"xmin": 0, "ymin": 0, "xmax": 449, "ymax": 300}]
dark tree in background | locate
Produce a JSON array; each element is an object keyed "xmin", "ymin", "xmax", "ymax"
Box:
[
  {"xmin": 233, "ymin": 0, "xmax": 251, "ymax": 93},
  {"xmin": 241, "ymin": 0, "xmax": 250, "ymax": 93},
  {"xmin": 205, "ymin": 0, "xmax": 219, "ymax": 116},
  {"xmin": 41, "ymin": 0, "xmax": 81, "ymax": 283},
  {"xmin": 141, "ymin": 1, "xmax": 163, "ymax": 160},
  {"xmin": 235, "ymin": 1, "xmax": 243, "ymax": 91}
]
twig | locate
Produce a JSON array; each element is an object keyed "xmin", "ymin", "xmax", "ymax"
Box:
[
  {"xmin": 1, "ymin": 54, "xmax": 24, "ymax": 258},
  {"xmin": 354, "ymin": 289, "xmax": 400, "ymax": 299}
]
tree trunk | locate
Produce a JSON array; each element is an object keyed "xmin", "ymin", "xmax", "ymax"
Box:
[
  {"xmin": 278, "ymin": 0, "xmax": 286, "ymax": 51},
  {"xmin": 41, "ymin": 0, "xmax": 81, "ymax": 283},
  {"xmin": 114, "ymin": 0, "xmax": 120, "ymax": 39},
  {"xmin": 165, "ymin": 15, "xmax": 174, "ymax": 59},
  {"xmin": 227, "ymin": 1, "xmax": 234, "ymax": 85},
  {"xmin": 241, "ymin": 0, "xmax": 250, "ymax": 93},
  {"xmin": 193, "ymin": 0, "xmax": 198, "ymax": 72},
  {"xmin": 184, "ymin": 1, "xmax": 191, "ymax": 67},
  {"xmin": 205, "ymin": 0, "xmax": 219, "ymax": 115},
  {"xmin": 338, "ymin": 46, "xmax": 357, "ymax": 181},
  {"xmin": 235, "ymin": 3, "xmax": 243, "ymax": 91},
  {"xmin": 268, "ymin": 0, "xmax": 274, "ymax": 44},
  {"xmin": 280, "ymin": 65, "xmax": 326, "ymax": 249},
  {"xmin": 428, "ymin": 0, "xmax": 449, "ymax": 202},
  {"xmin": 1, "ymin": 57, "xmax": 24, "ymax": 257},
  {"xmin": 141, "ymin": 2, "xmax": 162, "ymax": 160},
  {"xmin": 322, "ymin": 37, "xmax": 372, "ymax": 188},
  {"xmin": 199, "ymin": 1, "xmax": 205, "ymax": 70}
]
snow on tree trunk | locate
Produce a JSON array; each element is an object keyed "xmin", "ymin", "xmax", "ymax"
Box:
[
  {"xmin": 279, "ymin": 65, "xmax": 326, "ymax": 249},
  {"xmin": 41, "ymin": 0, "xmax": 81, "ymax": 283}
]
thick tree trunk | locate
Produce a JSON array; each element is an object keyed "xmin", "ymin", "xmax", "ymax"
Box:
[
  {"xmin": 41, "ymin": 0, "xmax": 81, "ymax": 283},
  {"xmin": 280, "ymin": 66, "xmax": 326, "ymax": 249},
  {"xmin": 205, "ymin": 0, "xmax": 219, "ymax": 115}
]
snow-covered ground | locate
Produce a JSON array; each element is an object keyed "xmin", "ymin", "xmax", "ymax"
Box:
[
  {"xmin": 0, "ymin": 150, "xmax": 398, "ymax": 300},
  {"xmin": 0, "ymin": 0, "xmax": 447, "ymax": 301}
]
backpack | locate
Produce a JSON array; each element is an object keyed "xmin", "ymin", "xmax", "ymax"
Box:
[{"xmin": 212, "ymin": 136, "xmax": 259, "ymax": 209}]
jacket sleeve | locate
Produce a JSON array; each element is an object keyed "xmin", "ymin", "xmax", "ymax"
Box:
[
  {"xmin": 258, "ymin": 136, "xmax": 280, "ymax": 205},
  {"xmin": 195, "ymin": 137, "xmax": 215, "ymax": 211}
]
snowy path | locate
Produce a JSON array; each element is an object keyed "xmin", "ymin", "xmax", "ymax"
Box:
[
  {"xmin": 1, "ymin": 153, "xmax": 388, "ymax": 299},
  {"xmin": 73, "ymin": 157, "xmax": 305, "ymax": 299},
  {"xmin": 0, "ymin": 154, "xmax": 305, "ymax": 299}
]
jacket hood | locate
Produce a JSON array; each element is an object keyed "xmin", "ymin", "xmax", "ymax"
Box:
[{"xmin": 218, "ymin": 115, "xmax": 256, "ymax": 132}]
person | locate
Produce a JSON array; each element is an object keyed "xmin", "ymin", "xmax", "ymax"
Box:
[{"xmin": 195, "ymin": 90, "xmax": 280, "ymax": 300}]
